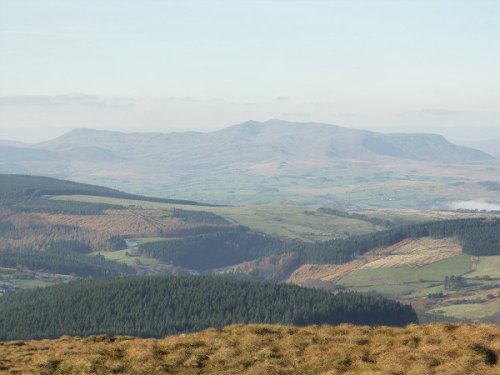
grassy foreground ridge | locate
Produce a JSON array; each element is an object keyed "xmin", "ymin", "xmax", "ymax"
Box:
[{"xmin": 0, "ymin": 323, "xmax": 499, "ymax": 374}]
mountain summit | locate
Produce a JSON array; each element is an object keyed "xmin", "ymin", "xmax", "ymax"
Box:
[
  {"xmin": 0, "ymin": 120, "xmax": 495, "ymax": 206},
  {"xmin": 33, "ymin": 119, "xmax": 492, "ymax": 164}
]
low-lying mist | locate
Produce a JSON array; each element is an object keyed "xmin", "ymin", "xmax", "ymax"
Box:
[{"xmin": 449, "ymin": 199, "xmax": 500, "ymax": 212}]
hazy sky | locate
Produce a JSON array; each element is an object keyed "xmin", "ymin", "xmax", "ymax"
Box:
[{"xmin": 1, "ymin": 0, "xmax": 499, "ymax": 144}]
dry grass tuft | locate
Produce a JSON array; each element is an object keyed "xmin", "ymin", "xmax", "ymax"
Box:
[{"xmin": 0, "ymin": 323, "xmax": 499, "ymax": 374}]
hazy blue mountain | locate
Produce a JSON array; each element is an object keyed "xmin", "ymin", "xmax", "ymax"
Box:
[
  {"xmin": 0, "ymin": 120, "xmax": 495, "ymax": 207},
  {"xmin": 34, "ymin": 120, "xmax": 492, "ymax": 164},
  {"xmin": 0, "ymin": 145, "xmax": 56, "ymax": 162},
  {"xmin": 468, "ymin": 139, "xmax": 500, "ymax": 158}
]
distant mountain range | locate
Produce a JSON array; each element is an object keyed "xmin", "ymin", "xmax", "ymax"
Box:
[
  {"xmin": 31, "ymin": 119, "xmax": 492, "ymax": 162},
  {"xmin": 0, "ymin": 120, "xmax": 497, "ymax": 206}
]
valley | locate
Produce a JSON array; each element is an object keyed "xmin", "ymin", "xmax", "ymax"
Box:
[
  {"xmin": 3, "ymin": 2, "xmax": 499, "ymax": 373},
  {"xmin": 1, "ymin": 174, "xmax": 499, "ymax": 324}
]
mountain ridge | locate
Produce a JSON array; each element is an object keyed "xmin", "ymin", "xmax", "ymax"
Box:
[
  {"xmin": 0, "ymin": 120, "xmax": 497, "ymax": 207},
  {"xmin": 25, "ymin": 119, "xmax": 493, "ymax": 163},
  {"xmin": 0, "ymin": 119, "xmax": 492, "ymax": 162}
]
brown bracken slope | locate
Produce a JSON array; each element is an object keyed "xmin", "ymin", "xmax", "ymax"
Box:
[{"xmin": 0, "ymin": 323, "xmax": 499, "ymax": 374}]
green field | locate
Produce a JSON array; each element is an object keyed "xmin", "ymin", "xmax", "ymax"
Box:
[
  {"xmin": 349, "ymin": 284, "xmax": 423, "ymax": 296},
  {"xmin": 51, "ymin": 194, "xmax": 489, "ymax": 243},
  {"xmin": 68, "ymin": 156, "xmax": 500, "ymax": 209},
  {"xmin": 467, "ymin": 255, "xmax": 500, "ymax": 279},
  {"xmin": 339, "ymin": 255, "xmax": 471, "ymax": 286},
  {"xmin": 408, "ymin": 284, "xmax": 446, "ymax": 298},
  {"xmin": 337, "ymin": 255, "xmax": 472, "ymax": 296},
  {"xmin": 91, "ymin": 249, "xmax": 162, "ymax": 267},
  {"xmin": 336, "ymin": 253, "xmax": 500, "ymax": 322},
  {"xmin": 430, "ymin": 299, "xmax": 500, "ymax": 320},
  {"xmin": 13, "ymin": 279, "xmax": 55, "ymax": 289},
  {"xmin": 52, "ymin": 195, "xmax": 381, "ymax": 241}
]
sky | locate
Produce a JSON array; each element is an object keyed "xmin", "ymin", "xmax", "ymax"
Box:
[{"xmin": 0, "ymin": 0, "xmax": 499, "ymax": 144}]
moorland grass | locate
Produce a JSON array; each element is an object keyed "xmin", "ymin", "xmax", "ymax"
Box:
[{"xmin": 0, "ymin": 323, "xmax": 498, "ymax": 374}]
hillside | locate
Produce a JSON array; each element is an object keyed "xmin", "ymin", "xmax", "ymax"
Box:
[
  {"xmin": 470, "ymin": 139, "xmax": 500, "ymax": 158},
  {"xmin": 213, "ymin": 218, "xmax": 500, "ymax": 323},
  {"xmin": 1, "ymin": 120, "xmax": 498, "ymax": 207},
  {"xmin": 288, "ymin": 237, "xmax": 463, "ymax": 285},
  {"xmin": 1, "ymin": 323, "xmax": 499, "ymax": 374},
  {"xmin": 0, "ymin": 174, "xmax": 214, "ymax": 208},
  {"xmin": 1, "ymin": 175, "xmax": 499, "ymax": 323},
  {"xmin": 0, "ymin": 174, "xmax": 387, "ymax": 294},
  {"xmin": 0, "ymin": 276, "xmax": 417, "ymax": 340},
  {"xmin": 0, "ymin": 175, "xmax": 240, "ymax": 292}
]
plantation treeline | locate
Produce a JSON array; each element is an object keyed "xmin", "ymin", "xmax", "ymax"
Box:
[
  {"xmin": 0, "ymin": 248, "xmax": 132, "ymax": 277},
  {"xmin": 0, "ymin": 174, "xmax": 216, "ymax": 214},
  {"xmin": 1, "ymin": 175, "xmax": 499, "ymax": 276},
  {"xmin": 0, "ymin": 216, "xmax": 131, "ymax": 276},
  {"xmin": 0, "ymin": 174, "xmax": 126, "ymax": 214},
  {"xmin": 0, "ymin": 175, "xmax": 239, "ymax": 276},
  {"xmin": 139, "ymin": 229, "xmax": 290, "ymax": 271},
  {"xmin": 295, "ymin": 218, "xmax": 500, "ymax": 265},
  {"xmin": 0, "ymin": 276, "xmax": 417, "ymax": 340},
  {"xmin": 139, "ymin": 218, "xmax": 499, "ymax": 271},
  {"xmin": 12, "ymin": 198, "xmax": 123, "ymax": 215},
  {"xmin": 0, "ymin": 219, "xmax": 126, "ymax": 252},
  {"xmin": 318, "ymin": 207, "xmax": 395, "ymax": 228},
  {"xmin": 171, "ymin": 208, "xmax": 229, "ymax": 225}
]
